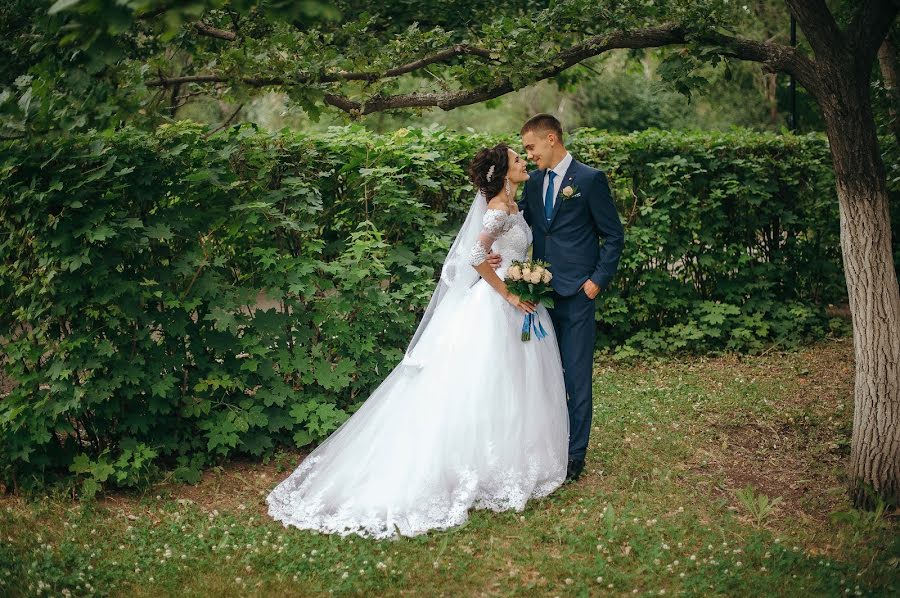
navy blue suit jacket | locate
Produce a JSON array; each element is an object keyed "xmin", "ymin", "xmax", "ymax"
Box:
[{"xmin": 518, "ymin": 158, "xmax": 625, "ymax": 297}]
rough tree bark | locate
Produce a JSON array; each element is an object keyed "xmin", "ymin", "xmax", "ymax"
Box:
[
  {"xmin": 786, "ymin": 0, "xmax": 900, "ymax": 507},
  {"xmin": 819, "ymin": 69, "xmax": 900, "ymax": 508}
]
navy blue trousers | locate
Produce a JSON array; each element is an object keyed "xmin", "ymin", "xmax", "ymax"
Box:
[{"xmin": 547, "ymin": 290, "xmax": 596, "ymax": 461}]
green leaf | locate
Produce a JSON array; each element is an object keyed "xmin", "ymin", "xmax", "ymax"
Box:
[{"xmin": 48, "ymin": 0, "xmax": 82, "ymax": 15}]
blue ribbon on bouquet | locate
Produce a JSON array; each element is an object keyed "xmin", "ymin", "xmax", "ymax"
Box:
[{"xmin": 520, "ymin": 311, "xmax": 548, "ymax": 342}]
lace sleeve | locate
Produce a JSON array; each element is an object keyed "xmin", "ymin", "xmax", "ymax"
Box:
[{"xmin": 470, "ymin": 209, "xmax": 508, "ymax": 266}]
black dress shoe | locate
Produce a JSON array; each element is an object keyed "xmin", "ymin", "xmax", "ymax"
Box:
[{"xmin": 565, "ymin": 458, "xmax": 585, "ymax": 482}]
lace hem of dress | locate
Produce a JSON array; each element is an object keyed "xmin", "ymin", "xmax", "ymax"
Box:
[{"xmin": 265, "ymin": 455, "xmax": 565, "ymax": 540}]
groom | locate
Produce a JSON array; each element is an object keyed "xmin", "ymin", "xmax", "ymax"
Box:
[{"xmin": 488, "ymin": 114, "xmax": 625, "ymax": 482}]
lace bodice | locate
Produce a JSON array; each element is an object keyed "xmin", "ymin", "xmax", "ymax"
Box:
[{"xmin": 469, "ymin": 209, "xmax": 532, "ymax": 276}]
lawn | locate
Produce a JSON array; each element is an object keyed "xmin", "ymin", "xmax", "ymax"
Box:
[{"xmin": 1, "ymin": 337, "xmax": 897, "ymax": 596}]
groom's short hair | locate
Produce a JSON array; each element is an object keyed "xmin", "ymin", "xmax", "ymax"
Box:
[{"xmin": 521, "ymin": 114, "xmax": 564, "ymax": 144}]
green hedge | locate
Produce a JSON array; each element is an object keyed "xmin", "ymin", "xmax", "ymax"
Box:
[{"xmin": 0, "ymin": 123, "xmax": 847, "ymax": 493}]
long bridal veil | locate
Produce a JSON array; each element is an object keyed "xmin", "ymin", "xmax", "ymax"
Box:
[{"xmin": 402, "ymin": 191, "xmax": 487, "ymax": 365}]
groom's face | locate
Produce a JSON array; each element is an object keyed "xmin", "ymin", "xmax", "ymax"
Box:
[{"xmin": 521, "ymin": 130, "xmax": 555, "ymax": 171}]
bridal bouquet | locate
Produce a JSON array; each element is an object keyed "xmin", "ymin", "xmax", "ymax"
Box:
[{"xmin": 505, "ymin": 259, "xmax": 555, "ymax": 341}]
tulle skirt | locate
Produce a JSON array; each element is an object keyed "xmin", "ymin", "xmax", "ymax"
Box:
[{"xmin": 265, "ymin": 278, "xmax": 569, "ymax": 540}]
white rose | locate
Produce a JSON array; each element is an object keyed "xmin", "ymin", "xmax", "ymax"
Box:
[
  {"xmin": 541, "ymin": 269, "xmax": 552, "ymax": 283},
  {"xmin": 507, "ymin": 265, "xmax": 521, "ymax": 280},
  {"xmin": 521, "ymin": 267, "xmax": 532, "ymax": 278},
  {"xmin": 528, "ymin": 271, "xmax": 542, "ymax": 284},
  {"xmin": 532, "ymin": 265, "xmax": 545, "ymax": 277}
]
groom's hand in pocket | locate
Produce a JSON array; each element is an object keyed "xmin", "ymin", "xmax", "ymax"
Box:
[
  {"xmin": 486, "ymin": 251, "xmax": 502, "ymax": 270},
  {"xmin": 582, "ymin": 279, "xmax": 600, "ymax": 299}
]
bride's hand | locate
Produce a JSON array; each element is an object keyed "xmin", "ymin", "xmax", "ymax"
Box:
[{"xmin": 505, "ymin": 292, "xmax": 535, "ymax": 314}]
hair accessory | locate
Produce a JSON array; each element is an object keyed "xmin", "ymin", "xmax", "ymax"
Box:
[{"xmin": 486, "ymin": 164, "xmax": 495, "ymax": 182}]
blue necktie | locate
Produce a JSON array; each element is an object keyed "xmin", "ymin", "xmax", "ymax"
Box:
[{"xmin": 544, "ymin": 170, "xmax": 556, "ymax": 222}]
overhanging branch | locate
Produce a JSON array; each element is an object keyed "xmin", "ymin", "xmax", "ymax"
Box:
[
  {"xmin": 146, "ymin": 44, "xmax": 494, "ymax": 87},
  {"xmin": 147, "ymin": 22, "xmax": 823, "ymax": 115},
  {"xmin": 194, "ymin": 21, "xmax": 237, "ymax": 41}
]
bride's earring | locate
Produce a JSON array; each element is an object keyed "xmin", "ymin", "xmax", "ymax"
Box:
[{"xmin": 505, "ymin": 177, "xmax": 512, "ymax": 198}]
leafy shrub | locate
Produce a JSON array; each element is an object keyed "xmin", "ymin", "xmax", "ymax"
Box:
[{"xmin": 0, "ymin": 123, "xmax": 846, "ymax": 492}]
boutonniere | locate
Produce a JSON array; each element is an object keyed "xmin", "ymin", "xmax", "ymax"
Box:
[{"xmin": 561, "ymin": 184, "xmax": 581, "ymax": 200}]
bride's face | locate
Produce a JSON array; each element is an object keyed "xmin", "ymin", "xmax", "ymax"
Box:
[{"xmin": 506, "ymin": 149, "xmax": 529, "ymax": 184}]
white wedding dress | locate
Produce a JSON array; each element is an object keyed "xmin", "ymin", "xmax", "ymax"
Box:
[{"xmin": 266, "ymin": 204, "xmax": 569, "ymax": 540}]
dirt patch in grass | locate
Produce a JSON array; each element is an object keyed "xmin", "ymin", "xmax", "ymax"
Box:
[{"xmin": 679, "ymin": 337, "xmax": 856, "ymax": 528}]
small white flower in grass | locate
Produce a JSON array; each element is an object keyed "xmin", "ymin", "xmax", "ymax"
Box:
[
  {"xmin": 341, "ymin": 572, "xmax": 348, "ymax": 579},
  {"xmin": 596, "ymin": 577, "xmax": 603, "ymax": 583},
  {"xmin": 235, "ymin": 577, "xmax": 242, "ymax": 584}
]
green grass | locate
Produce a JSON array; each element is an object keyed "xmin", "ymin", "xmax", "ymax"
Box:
[{"xmin": 1, "ymin": 337, "xmax": 897, "ymax": 596}]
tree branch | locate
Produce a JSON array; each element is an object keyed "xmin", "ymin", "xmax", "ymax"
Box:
[
  {"xmin": 147, "ymin": 22, "xmax": 823, "ymax": 114},
  {"xmin": 193, "ymin": 21, "xmax": 237, "ymax": 41},
  {"xmin": 692, "ymin": 29, "xmax": 821, "ymax": 98},
  {"xmin": 204, "ymin": 103, "xmax": 244, "ymax": 138},
  {"xmin": 146, "ymin": 43, "xmax": 495, "ymax": 87},
  {"xmin": 321, "ymin": 24, "xmax": 823, "ymax": 115},
  {"xmin": 847, "ymin": 0, "xmax": 900, "ymax": 69}
]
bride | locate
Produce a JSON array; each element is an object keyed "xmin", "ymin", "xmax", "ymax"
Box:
[{"xmin": 266, "ymin": 143, "xmax": 569, "ymax": 539}]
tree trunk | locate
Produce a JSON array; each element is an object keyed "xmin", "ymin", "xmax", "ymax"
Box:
[{"xmin": 819, "ymin": 72, "xmax": 900, "ymax": 508}]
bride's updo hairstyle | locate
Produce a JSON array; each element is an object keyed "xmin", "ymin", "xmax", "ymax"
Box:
[{"xmin": 468, "ymin": 143, "xmax": 510, "ymax": 200}]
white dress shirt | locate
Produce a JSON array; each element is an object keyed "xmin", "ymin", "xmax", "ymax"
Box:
[{"xmin": 541, "ymin": 151, "xmax": 573, "ymax": 212}]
